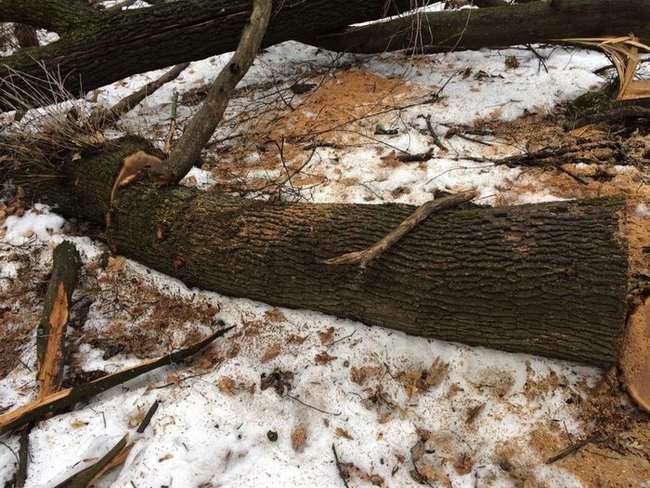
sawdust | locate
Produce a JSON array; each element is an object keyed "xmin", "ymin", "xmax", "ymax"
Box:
[
  {"xmin": 210, "ymin": 69, "xmax": 428, "ymax": 194},
  {"xmin": 530, "ymin": 423, "xmax": 650, "ymax": 487},
  {"xmin": 621, "ymin": 298, "xmax": 650, "ymax": 412}
]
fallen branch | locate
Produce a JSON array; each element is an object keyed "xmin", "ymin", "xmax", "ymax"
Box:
[
  {"xmin": 53, "ymin": 434, "xmax": 129, "ymax": 488},
  {"xmin": 87, "ymin": 401, "xmax": 160, "ymax": 487},
  {"xmin": 417, "ymin": 114, "xmax": 447, "ymax": 152},
  {"xmin": 0, "ymin": 325, "xmax": 232, "ymax": 435},
  {"xmin": 90, "ymin": 63, "xmax": 190, "ymax": 129},
  {"xmin": 164, "ymin": 0, "xmax": 272, "ymax": 182},
  {"xmin": 457, "ymin": 141, "xmax": 629, "ymax": 168},
  {"xmin": 567, "ymin": 105, "xmax": 650, "ymax": 129},
  {"xmin": 545, "ymin": 435, "xmax": 597, "ymax": 464},
  {"xmin": 324, "ymin": 190, "xmax": 479, "ymax": 268},
  {"xmin": 397, "ymin": 149, "xmax": 435, "ymax": 163}
]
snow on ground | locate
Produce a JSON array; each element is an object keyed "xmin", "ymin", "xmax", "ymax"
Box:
[{"xmin": 0, "ymin": 39, "xmax": 640, "ymax": 487}]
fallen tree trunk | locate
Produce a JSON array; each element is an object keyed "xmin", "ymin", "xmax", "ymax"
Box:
[
  {"xmin": 314, "ymin": 0, "xmax": 650, "ymax": 54},
  {"xmin": 3, "ymin": 0, "xmax": 650, "ymax": 110},
  {"xmin": 0, "ymin": 0, "xmax": 413, "ymax": 110},
  {"xmin": 37, "ymin": 241, "xmax": 81, "ymax": 398},
  {"xmin": 36, "ymin": 137, "xmax": 630, "ymax": 366}
]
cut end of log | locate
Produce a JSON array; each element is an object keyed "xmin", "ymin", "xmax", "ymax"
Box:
[{"xmin": 621, "ymin": 297, "xmax": 650, "ymax": 413}]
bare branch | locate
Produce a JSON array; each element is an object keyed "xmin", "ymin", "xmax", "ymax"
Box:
[
  {"xmin": 90, "ymin": 62, "xmax": 190, "ymax": 129},
  {"xmin": 164, "ymin": 0, "xmax": 272, "ymax": 183}
]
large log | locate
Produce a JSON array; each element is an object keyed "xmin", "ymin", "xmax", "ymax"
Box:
[
  {"xmin": 0, "ymin": 0, "xmax": 413, "ymax": 110},
  {"xmin": 314, "ymin": 0, "xmax": 650, "ymax": 54},
  {"xmin": 3, "ymin": 0, "xmax": 650, "ymax": 110},
  {"xmin": 38, "ymin": 138, "xmax": 629, "ymax": 366}
]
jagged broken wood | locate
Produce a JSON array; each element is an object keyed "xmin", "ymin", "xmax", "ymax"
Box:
[
  {"xmin": 37, "ymin": 241, "xmax": 81, "ymax": 398},
  {"xmin": 15, "ymin": 241, "xmax": 82, "ymax": 487},
  {"xmin": 53, "ymin": 434, "xmax": 129, "ymax": 488},
  {"xmin": 32, "ymin": 138, "xmax": 630, "ymax": 367},
  {"xmin": 0, "ymin": 325, "xmax": 232, "ymax": 435},
  {"xmin": 59, "ymin": 401, "xmax": 159, "ymax": 487},
  {"xmin": 324, "ymin": 190, "xmax": 479, "ymax": 267}
]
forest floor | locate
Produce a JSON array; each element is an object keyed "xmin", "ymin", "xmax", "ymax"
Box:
[{"xmin": 1, "ymin": 38, "xmax": 649, "ymax": 487}]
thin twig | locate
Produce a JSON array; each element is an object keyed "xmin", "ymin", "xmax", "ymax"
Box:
[
  {"xmin": 332, "ymin": 444, "xmax": 351, "ymax": 488},
  {"xmin": 417, "ymin": 114, "xmax": 447, "ymax": 152},
  {"xmin": 285, "ymin": 394, "xmax": 341, "ymax": 416},
  {"xmin": 545, "ymin": 435, "xmax": 596, "ymax": 464}
]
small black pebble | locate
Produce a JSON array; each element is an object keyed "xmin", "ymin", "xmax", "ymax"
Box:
[{"xmin": 267, "ymin": 430, "xmax": 278, "ymax": 442}]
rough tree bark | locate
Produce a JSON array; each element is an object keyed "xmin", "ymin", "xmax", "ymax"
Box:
[
  {"xmin": 314, "ymin": 0, "xmax": 650, "ymax": 54},
  {"xmin": 0, "ymin": 0, "xmax": 413, "ymax": 109},
  {"xmin": 36, "ymin": 138, "xmax": 630, "ymax": 367},
  {"xmin": 2, "ymin": 0, "xmax": 650, "ymax": 109}
]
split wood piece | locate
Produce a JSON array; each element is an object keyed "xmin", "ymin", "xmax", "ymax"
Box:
[
  {"xmin": 86, "ymin": 401, "xmax": 159, "ymax": 487},
  {"xmin": 324, "ymin": 190, "xmax": 479, "ymax": 268},
  {"xmin": 561, "ymin": 35, "xmax": 650, "ymax": 101},
  {"xmin": 0, "ymin": 325, "xmax": 232, "ymax": 435},
  {"xmin": 52, "ymin": 434, "xmax": 129, "ymax": 488},
  {"xmin": 17, "ymin": 242, "xmax": 82, "ymax": 486},
  {"xmin": 90, "ymin": 63, "xmax": 190, "ymax": 129},
  {"xmin": 37, "ymin": 241, "xmax": 81, "ymax": 398},
  {"xmin": 620, "ymin": 297, "xmax": 650, "ymax": 413},
  {"xmin": 32, "ymin": 137, "xmax": 630, "ymax": 366}
]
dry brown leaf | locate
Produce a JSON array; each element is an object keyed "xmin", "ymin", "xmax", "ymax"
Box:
[
  {"xmin": 261, "ymin": 343, "xmax": 282, "ymax": 363},
  {"xmin": 158, "ymin": 453, "xmax": 173, "ymax": 462},
  {"xmin": 454, "ymin": 453, "xmax": 474, "ymax": 475},
  {"xmin": 217, "ymin": 376, "xmax": 237, "ymax": 395},
  {"xmin": 165, "ymin": 372, "xmax": 181, "ymax": 386},
  {"xmin": 264, "ymin": 308, "xmax": 286, "ymax": 323},
  {"xmin": 291, "ymin": 424, "xmax": 307, "ymax": 452},
  {"xmin": 318, "ymin": 327, "xmax": 336, "ymax": 345},
  {"xmin": 70, "ymin": 419, "xmax": 89, "ymax": 428},
  {"xmin": 105, "ymin": 256, "xmax": 126, "ymax": 274},
  {"xmin": 315, "ymin": 351, "xmax": 337, "ymax": 365},
  {"xmin": 127, "ymin": 406, "xmax": 145, "ymax": 428},
  {"xmin": 226, "ymin": 343, "xmax": 241, "ymax": 359},
  {"xmin": 350, "ymin": 366, "xmax": 382, "ymax": 386},
  {"xmin": 287, "ymin": 334, "xmax": 307, "ymax": 345},
  {"xmin": 335, "ymin": 427, "xmax": 353, "ymax": 440}
]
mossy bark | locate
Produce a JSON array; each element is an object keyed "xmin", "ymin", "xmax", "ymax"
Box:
[{"xmin": 38, "ymin": 138, "xmax": 629, "ymax": 366}]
